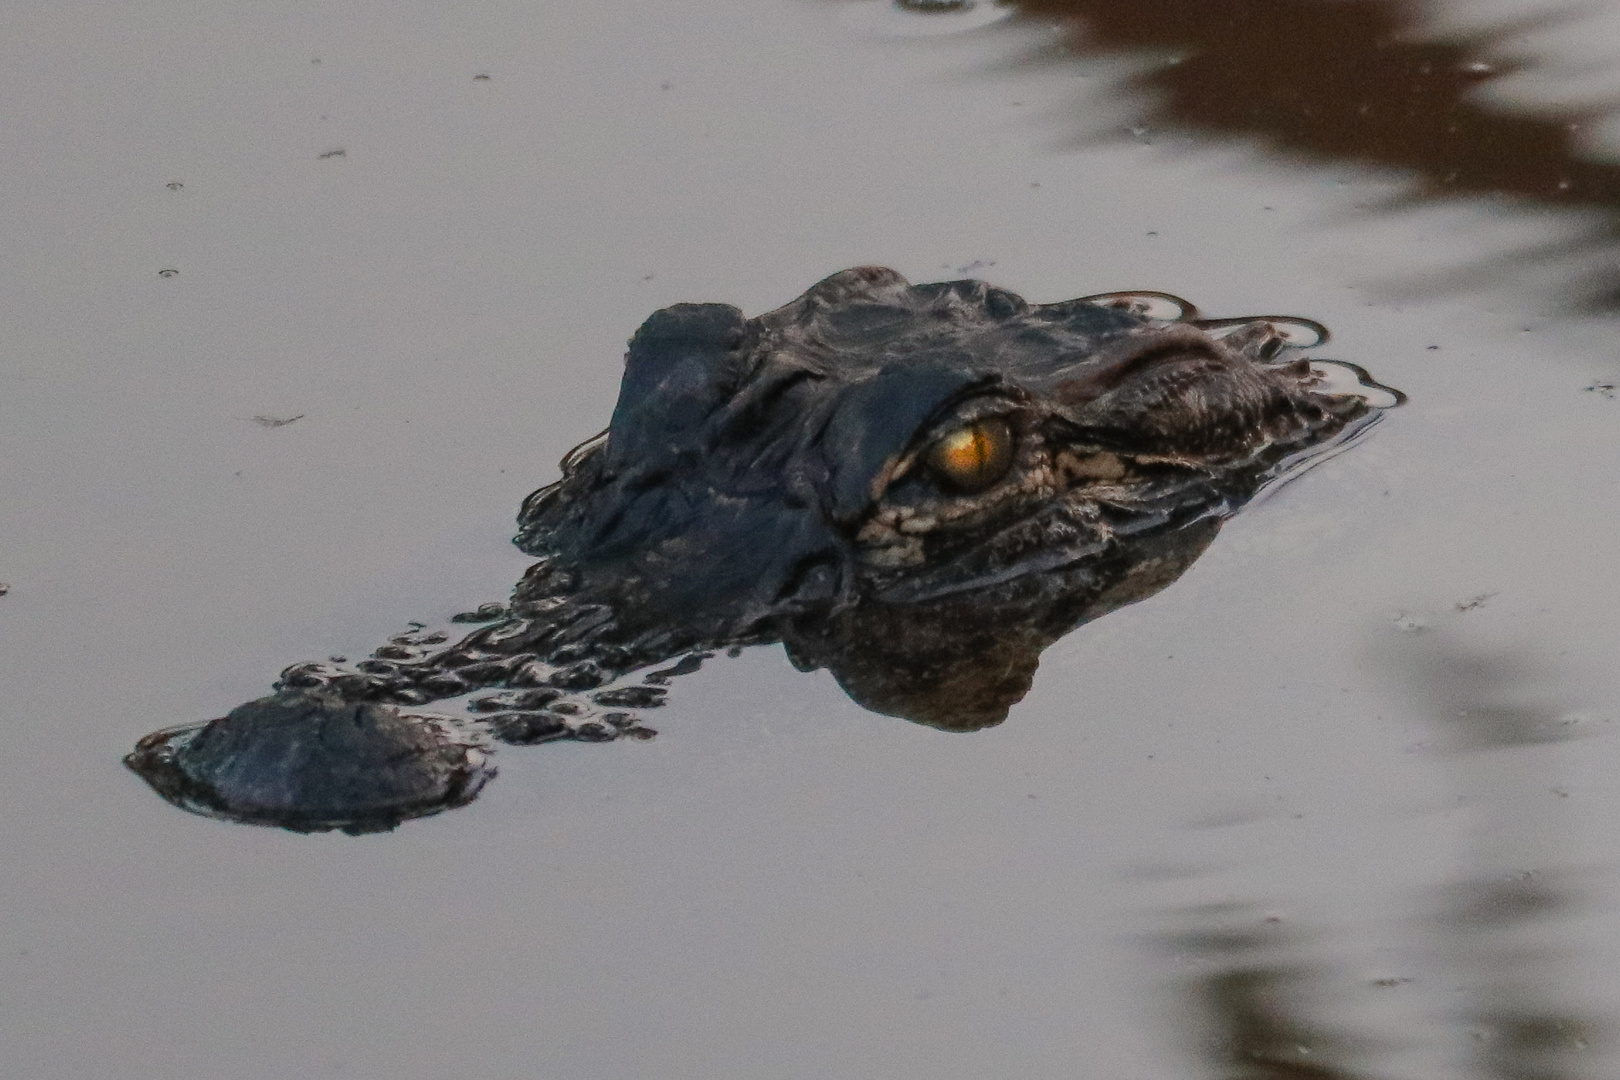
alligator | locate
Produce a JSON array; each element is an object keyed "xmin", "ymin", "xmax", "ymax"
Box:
[{"xmin": 125, "ymin": 266, "xmax": 1400, "ymax": 833}]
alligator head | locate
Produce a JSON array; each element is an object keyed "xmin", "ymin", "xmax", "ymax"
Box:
[{"xmin": 127, "ymin": 267, "xmax": 1400, "ymax": 831}]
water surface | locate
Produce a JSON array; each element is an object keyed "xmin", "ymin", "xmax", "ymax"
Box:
[{"xmin": 4, "ymin": 1, "xmax": 1620, "ymax": 1077}]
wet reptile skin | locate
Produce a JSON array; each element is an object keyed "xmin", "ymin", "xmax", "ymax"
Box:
[{"xmin": 126, "ymin": 267, "xmax": 1401, "ymax": 833}]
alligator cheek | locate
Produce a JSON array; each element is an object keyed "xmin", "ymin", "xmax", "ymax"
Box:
[{"xmin": 124, "ymin": 690, "xmax": 495, "ymax": 834}]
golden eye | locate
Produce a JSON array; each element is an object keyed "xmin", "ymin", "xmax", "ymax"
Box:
[{"xmin": 926, "ymin": 417, "xmax": 1013, "ymax": 494}]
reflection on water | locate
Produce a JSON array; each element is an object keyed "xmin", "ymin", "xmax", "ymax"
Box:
[
  {"xmin": 1402, "ymin": 630, "xmax": 1609, "ymax": 1079},
  {"xmin": 1160, "ymin": 881, "xmax": 1602, "ymax": 1079},
  {"xmin": 841, "ymin": 0, "xmax": 1017, "ymax": 37},
  {"xmin": 1386, "ymin": 633, "xmax": 1598, "ymax": 752},
  {"xmin": 1150, "ymin": 629, "xmax": 1611, "ymax": 1079},
  {"xmin": 960, "ymin": 0, "xmax": 1620, "ymax": 310},
  {"xmin": 1439, "ymin": 872, "xmax": 1602, "ymax": 1080},
  {"xmin": 1159, "ymin": 914, "xmax": 1382, "ymax": 1079}
]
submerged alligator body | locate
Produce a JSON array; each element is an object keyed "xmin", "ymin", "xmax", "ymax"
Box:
[{"xmin": 127, "ymin": 267, "xmax": 1401, "ymax": 833}]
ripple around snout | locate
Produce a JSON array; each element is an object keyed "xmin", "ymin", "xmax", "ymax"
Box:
[
  {"xmin": 1300, "ymin": 359, "xmax": 1406, "ymax": 410},
  {"xmin": 1077, "ymin": 290, "xmax": 1202, "ymax": 323},
  {"xmin": 1200, "ymin": 315, "xmax": 1330, "ymax": 350},
  {"xmin": 837, "ymin": 0, "xmax": 1016, "ymax": 39}
]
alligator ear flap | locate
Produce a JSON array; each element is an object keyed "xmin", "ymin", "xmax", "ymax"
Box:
[{"xmin": 607, "ymin": 303, "xmax": 751, "ymax": 470}]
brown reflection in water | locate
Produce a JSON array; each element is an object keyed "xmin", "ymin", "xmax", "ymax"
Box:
[
  {"xmin": 1438, "ymin": 872, "xmax": 1603, "ymax": 1080},
  {"xmin": 1149, "ymin": 631, "xmax": 1610, "ymax": 1078},
  {"xmin": 1393, "ymin": 629, "xmax": 1606, "ymax": 1077},
  {"xmin": 1004, "ymin": 0, "xmax": 1620, "ymax": 308},
  {"xmin": 1396, "ymin": 631, "xmax": 1609, "ymax": 1078},
  {"xmin": 1387, "ymin": 633, "xmax": 1592, "ymax": 752},
  {"xmin": 1162, "ymin": 913, "xmax": 1383, "ymax": 1079},
  {"xmin": 1161, "ymin": 883, "xmax": 1603, "ymax": 1080},
  {"xmin": 783, "ymin": 517, "xmax": 1221, "ymax": 731}
]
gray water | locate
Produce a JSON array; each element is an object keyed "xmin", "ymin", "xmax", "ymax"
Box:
[{"xmin": 4, "ymin": 1, "xmax": 1620, "ymax": 1077}]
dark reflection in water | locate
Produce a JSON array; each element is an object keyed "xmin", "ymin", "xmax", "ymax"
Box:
[
  {"xmin": 1388, "ymin": 633, "xmax": 1595, "ymax": 752},
  {"xmin": 1159, "ymin": 914, "xmax": 1382, "ymax": 1079},
  {"xmin": 781, "ymin": 513, "xmax": 1221, "ymax": 730},
  {"xmin": 1402, "ymin": 631, "xmax": 1609, "ymax": 1079},
  {"xmin": 995, "ymin": 0, "xmax": 1620, "ymax": 309},
  {"xmin": 1439, "ymin": 872, "xmax": 1602, "ymax": 1080},
  {"xmin": 1160, "ymin": 880, "xmax": 1602, "ymax": 1079},
  {"xmin": 1152, "ymin": 630, "xmax": 1609, "ymax": 1079}
]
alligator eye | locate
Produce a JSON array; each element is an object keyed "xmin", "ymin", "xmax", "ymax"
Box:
[{"xmin": 926, "ymin": 417, "xmax": 1013, "ymax": 493}]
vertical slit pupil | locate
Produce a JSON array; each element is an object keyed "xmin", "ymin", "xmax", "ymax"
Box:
[{"xmin": 929, "ymin": 418, "xmax": 1011, "ymax": 492}]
